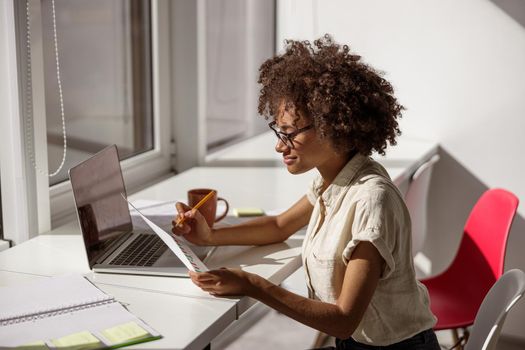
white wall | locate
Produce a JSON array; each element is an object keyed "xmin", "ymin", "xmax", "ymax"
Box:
[{"xmin": 278, "ymin": 0, "xmax": 525, "ymax": 341}]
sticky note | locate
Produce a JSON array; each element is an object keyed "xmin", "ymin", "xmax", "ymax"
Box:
[
  {"xmin": 16, "ymin": 341, "xmax": 48, "ymax": 349},
  {"xmin": 101, "ymin": 321, "xmax": 150, "ymax": 344},
  {"xmin": 233, "ymin": 207, "xmax": 265, "ymax": 217},
  {"xmin": 51, "ymin": 331, "xmax": 102, "ymax": 350}
]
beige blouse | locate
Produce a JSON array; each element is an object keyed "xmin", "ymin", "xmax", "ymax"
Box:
[{"xmin": 302, "ymin": 154, "xmax": 436, "ymax": 345}]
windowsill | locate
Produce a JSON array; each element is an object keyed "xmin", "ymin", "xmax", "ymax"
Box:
[
  {"xmin": 0, "ymin": 240, "xmax": 10, "ymax": 252},
  {"xmin": 205, "ymin": 131, "xmax": 439, "ymax": 169},
  {"xmin": 205, "ymin": 131, "xmax": 281, "ymax": 167}
]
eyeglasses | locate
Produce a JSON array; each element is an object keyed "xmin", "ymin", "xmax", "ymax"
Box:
[{"xmin": 268, "ymin": 121, "xmax": 314, "ymax": 149}]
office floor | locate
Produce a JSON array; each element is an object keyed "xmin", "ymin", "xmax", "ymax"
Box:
[{"xmin": 221, "ymin": 309, "xmax": 525, "ymax": 350}]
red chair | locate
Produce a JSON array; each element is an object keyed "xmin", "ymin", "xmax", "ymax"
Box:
[{"xmin": 420, "ymin": 188, "xmax": 519, "ymax": 349}]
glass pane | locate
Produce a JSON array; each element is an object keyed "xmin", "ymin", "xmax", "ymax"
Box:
[
  {"xmin": 41, "ymin": 0, "xmax": 153, "ymax": 185},
  {"xmin": 205, "ymin": 0, "xmax": 274, "ymax": 150}
]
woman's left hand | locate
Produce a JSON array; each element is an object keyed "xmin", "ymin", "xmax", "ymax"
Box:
[{"xmin": 189, "ymin": 268, "xmax": 258, "ymax": 297}]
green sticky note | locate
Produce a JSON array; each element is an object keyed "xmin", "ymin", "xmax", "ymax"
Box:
[
  {"xmin": 102, "ymin": 321, "xmax": 150, "ymax": 344},
  {"xmin": 51, "ymin": 331, "xmax": 102, "ymax": 350},
  {"xmin": 16, "ymin": 340, "xmax": 48, "ymax": 349}
]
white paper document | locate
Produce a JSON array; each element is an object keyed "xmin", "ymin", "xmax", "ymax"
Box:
[{"xmin": 126, "ymin": 198, "xmax": 208, "ymax": 273}]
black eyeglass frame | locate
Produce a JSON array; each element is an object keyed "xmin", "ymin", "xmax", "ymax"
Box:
[{"xmin": 268, "ymin": 121, "xmax": 314, "ymax": 149}]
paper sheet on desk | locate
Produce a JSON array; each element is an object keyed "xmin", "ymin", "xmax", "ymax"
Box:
[{"xmin": 126, "ymin": 199, "xmax": 208, "ymax": 273}]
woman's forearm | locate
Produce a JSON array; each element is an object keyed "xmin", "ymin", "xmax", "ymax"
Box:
[
  {"xmin": 247, "ymin": 275, "xmax": 360, "ymax": 339},
  {"xmin": 204, "ymin": 196, "xmax": 312, "ymax": 247},
  {"xmin": 209, "ymin": 216, "xmax": 293, "ymax": 246}
]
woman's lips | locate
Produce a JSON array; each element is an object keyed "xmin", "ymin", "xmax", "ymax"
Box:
[{"xmin": 283, "ymin": 156, "xmax": 297, "ymax": 165}]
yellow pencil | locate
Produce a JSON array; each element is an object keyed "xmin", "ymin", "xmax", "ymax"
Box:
[{"xmin": 176, "ymin": 190, "xmax": 216, "ymax": 226}]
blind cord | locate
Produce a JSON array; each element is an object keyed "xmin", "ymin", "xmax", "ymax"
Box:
[{"xmin": 25, "ymin": 0, "xmax": 67, "ymax": 177}]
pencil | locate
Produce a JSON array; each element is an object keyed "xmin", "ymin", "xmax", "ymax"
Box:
[{"xmin": 176, "ymin": 190, "xmax": 216, "ymax": 226}]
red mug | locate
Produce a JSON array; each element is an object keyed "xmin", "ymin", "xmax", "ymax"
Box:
[{"xmin": 187, "ymin": 188, "xmax": 229, "ymax": 227}]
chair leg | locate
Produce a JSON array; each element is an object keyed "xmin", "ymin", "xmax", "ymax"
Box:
[
  {"xmin": 450, "ymin": 328, "xmax": 470, "ymax": 350},
  {"xmin": 312, "ymin": 331, "xmax": 330, "ymax": 348},
  {"xmin": 462, "ymin": 328, "xmax": 470, "ymax": 347},
  {"xmin": 451, "ymin": 328, "xmax": 462, "ymax": 350}
]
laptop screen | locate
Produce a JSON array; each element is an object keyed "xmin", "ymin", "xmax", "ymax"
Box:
[{"xmin": 69, "ymin": 145, "xmax": 133, "ymax": 267}]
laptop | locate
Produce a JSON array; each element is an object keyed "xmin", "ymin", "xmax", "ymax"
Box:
[{"xmin": 69, "ymin": 144, "xmax": 213, "ymax": 277}]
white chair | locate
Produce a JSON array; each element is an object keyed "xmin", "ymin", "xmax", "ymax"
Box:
[
  {"xmin": 404, "ymin": 154, "xmax": 440, "ymax": 257},
  {"xmin": 463, "ymin": 269, "xmax": 525, "ymax": 350}
]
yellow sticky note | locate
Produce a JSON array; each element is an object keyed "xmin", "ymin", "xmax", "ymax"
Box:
[
  {"xmin": 233, "ymin": 207, "xmax": 265, "ymax": 217},
  {"xmin": 101, "ymin": 321, "xmax": 150, "ymax": 344},
  {"xmin": 51, "ymin": 331, "xmax": 102, "ymax": 350},
  {"xmin": 16, "ymin": 340, "xmax": 48, "ymax": 349}
]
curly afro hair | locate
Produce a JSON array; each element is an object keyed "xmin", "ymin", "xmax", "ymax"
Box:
[{"xmin": 257, "ymin": 34, "xmax": 403, "ymax": 156}]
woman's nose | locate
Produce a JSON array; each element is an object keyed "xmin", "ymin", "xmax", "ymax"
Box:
[{"xmin": 275, "ymin": 138, "xmax": 289, "ymax": 153}]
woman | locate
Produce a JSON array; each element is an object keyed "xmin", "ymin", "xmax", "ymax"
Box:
[{"xmin": 172, "ymin": 35, "xmax": 439, "ymax": 349}]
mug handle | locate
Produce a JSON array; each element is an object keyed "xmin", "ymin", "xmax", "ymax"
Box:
[{"xmin": 215, "ymin": 197, "xmax": 229, "ymax": 222}]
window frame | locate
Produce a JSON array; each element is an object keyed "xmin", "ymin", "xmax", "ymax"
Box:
[{"xmin": 0, "ymin": 0, "xmax": 44, "ymax": 245}]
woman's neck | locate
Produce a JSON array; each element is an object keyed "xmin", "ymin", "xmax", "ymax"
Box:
[{"xmin": 317, "ymin": 150, "xmax": 357, "ymax": 192}]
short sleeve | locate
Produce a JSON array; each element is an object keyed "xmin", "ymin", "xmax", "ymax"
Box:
[
  {"xmin": 342, "ymin": 190, "xmax": 399, "ymax": 279},
  {"xmin": 306, "ymin": 175, "xmax": 323, "ymax": 205}
]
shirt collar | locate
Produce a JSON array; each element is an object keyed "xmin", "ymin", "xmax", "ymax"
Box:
[{"xmin": 315, "ymin": 153, "xmax": 370, "ymax": 207}]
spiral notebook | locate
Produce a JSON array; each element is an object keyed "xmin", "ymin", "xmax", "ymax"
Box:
[{"xmin": 0, "ymin": 274, "xmax": 161, "ymax": 349}]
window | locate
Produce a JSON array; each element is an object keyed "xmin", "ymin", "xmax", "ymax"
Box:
[
  {"xmin": 170, "ymin": 0, "xmax": 275, "ymax": 168},
  {"xmin": 41, "ymin": 0, "xmax": 154, "ymax": 186},
  {"xmin": 204, "ymin": 0, "xmax": 274, "ymax": 150},
  {"xmin": 17, "ymin": 0, "xmax": 172, "ymax": 227},
  {"xmin": 2, "ymin": 0, "xmax": 274, "ymax": 244}
]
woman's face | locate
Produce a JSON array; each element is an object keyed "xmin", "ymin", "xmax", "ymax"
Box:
[{"xmin": 274, "ymin": 106, "xmax": 338, "ymax": 175}]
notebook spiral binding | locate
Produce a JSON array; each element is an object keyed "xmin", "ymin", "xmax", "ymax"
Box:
[{"xmin": 0, "ymin": 297, "xmax": 115, "ymax": 326}]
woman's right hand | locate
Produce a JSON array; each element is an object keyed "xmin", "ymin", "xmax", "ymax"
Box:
[{"xmin": 171, "ymin": 202, "xmax": 213, "ymax": 246}]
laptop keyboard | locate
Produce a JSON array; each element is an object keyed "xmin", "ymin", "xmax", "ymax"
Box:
[{"xmin": 109, "ymin": 233, "xmax": 167, "ymax": 267}]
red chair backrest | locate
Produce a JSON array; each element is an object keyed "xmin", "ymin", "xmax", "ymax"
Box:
[
  {"xmin": 463, "ymin": 189, "xmax": 519, "ymax": 278},
  {"xmin": 449, "ymin": 189, "xmax": 519, "ymax": 298}
]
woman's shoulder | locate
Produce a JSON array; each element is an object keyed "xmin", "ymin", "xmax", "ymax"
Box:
[
  {"xmin": 353, "ymin": 159, "xmax": 396, "ymax": 190},
  {"xmin": 348, "ymin": 159, "xmax": 403, "ymax": 205}
]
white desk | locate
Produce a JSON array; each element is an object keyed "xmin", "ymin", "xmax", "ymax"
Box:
[
  {"xmin": 0, "ymin": 270, "xmax": 236, "ymax": 350},
  {"xmin": 0, "ymin": 231, "xmax": 303, "ymax": 349},
  {"xmin": 0, "ymin": 167, "xmax": 319, "ymax": 349},
  {"xmin": 0, "ymin": 137, "xmax": 437, "ymax": 349}
]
